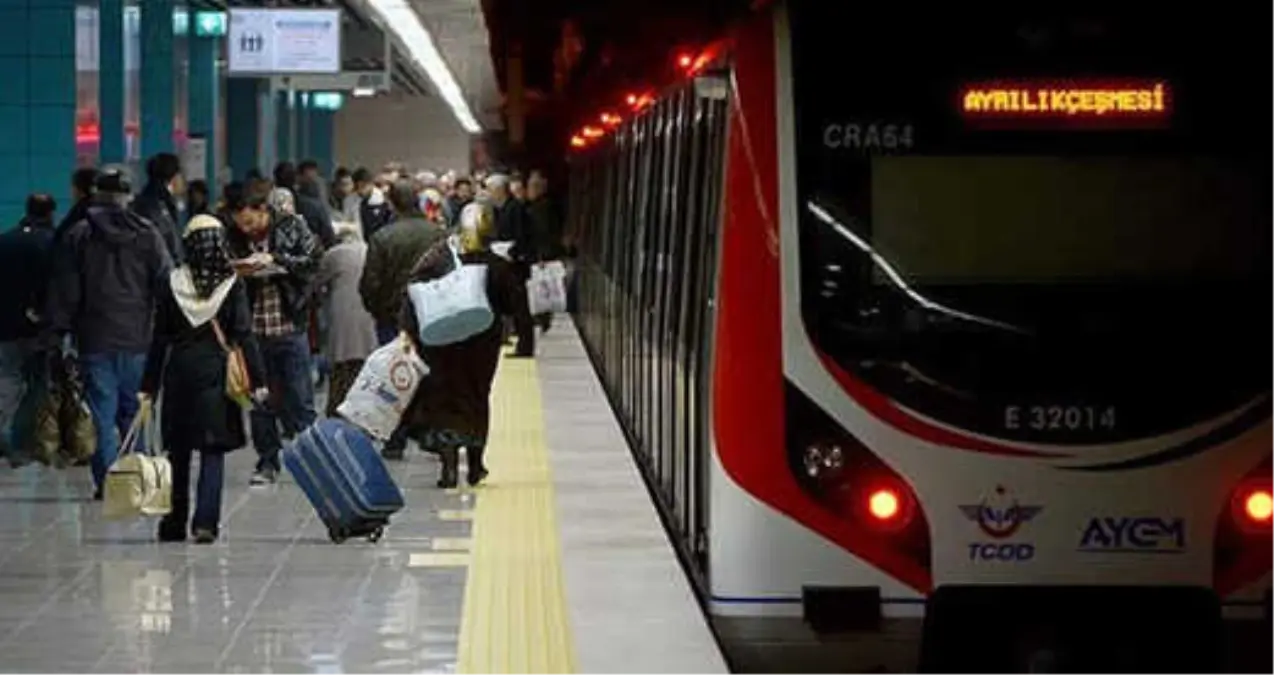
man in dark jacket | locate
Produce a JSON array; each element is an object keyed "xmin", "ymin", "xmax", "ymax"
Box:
[
  {"xmin": 56, "ymin": 167, "xmax": 99, "ymax": 243},
  {"xmin": 524, "ymin": 171, "xmax": 564, "ymax": 332},
  {"xmin": 0, "ymin": 195, "xmax": 58, "ymax": 467},
  {"xmin": 352, "ymin": 167, "xmax": 391, "ymax": 240},
  {"xmin": 295, "ymin": 175, "xmax": 337, "ymax": 249},
  {"xmin": 487, "ymin": 174, "xmax": 536, "ymax": 356},
  {"xmin": 45, "ymin": 170, "xmax": 172, "ymax": 497},
  {"xmin": 358, "ymin": 179, "xmax": 448, "ymax": 460},
  {"xmin": 131, "ymin": 152, "xmax": 186, "ymax": 263},
  {"xmin": 223, "ymin": 179, "xmax": 321, "ymax": 485}
]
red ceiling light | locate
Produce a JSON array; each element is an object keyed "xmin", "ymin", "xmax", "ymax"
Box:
[
  {"xmin": 677, "ymin": 53, "xmax": 694, "ymax": 69},
  {"xmin": 569, "ymin": 135, "xmax": 586, "ymax": 148},
  {"xmin": 625, "ymin": 93, "xmax": 639, "ymax": 106},
  {"xmin": 581, "ymin": 125, "xmax": 604, "ymax": 139},
  {"xmin": 600, "ymin": 112, "xmax": 622, "ymax": 127}
]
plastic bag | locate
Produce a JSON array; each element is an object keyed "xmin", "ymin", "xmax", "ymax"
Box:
[
  {"xmin": 527, "ymin": 261, "xmax": 568, "ymax": 316},
  {"xmin": 27, "ymin": 354, "xmax": 95, "ymax": 468},
  {"xmin": 103, "ymin": 403, "xmax": 171, "ymax": 520},
  {"xmin": 407, "ymin": 245, "xmax": 494, "ymax": 346},
  {"xmin": 336, "ymin": 335, "xmax": 430, "ymax": 440}
]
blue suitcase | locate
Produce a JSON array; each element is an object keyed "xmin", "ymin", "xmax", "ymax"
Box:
[{"xmin": 282, "ymin": 418, "xmax": 405, "ymax": 543}]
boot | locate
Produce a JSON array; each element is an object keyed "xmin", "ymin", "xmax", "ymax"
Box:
[
  {"xmin": 466, "ymin": 446, "xmax": 489, "ymax": 486},
  {"xmin": 436, "ymin": 448, "xmax": 459, "ymax": 489}
]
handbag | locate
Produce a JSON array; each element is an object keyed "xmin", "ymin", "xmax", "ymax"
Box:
[
  {"xmin": 210, "ymin": 318, "xmax": 252, "ymax": 407},
  {"xmin": 407, "ymin": 244, "xmax": 495, "ymax": 346},
  {"xmin": 103, "ymin": 403, "xmax": 172, "ymax": 520}
]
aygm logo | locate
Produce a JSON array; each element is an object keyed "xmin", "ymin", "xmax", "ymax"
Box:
[{"xmin": 1078, "ymin": 517, "xmax": 1185, "ymax": 553}]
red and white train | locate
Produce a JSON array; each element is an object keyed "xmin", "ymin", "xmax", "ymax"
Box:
[{"xmin": 566, "ymin": 3, "xmax": 1271, "ymax": 671}]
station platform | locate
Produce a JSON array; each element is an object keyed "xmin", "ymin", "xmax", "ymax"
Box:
[{"xmin": 0, "ymin": 319, "xmax": 727, "ymax": 673}]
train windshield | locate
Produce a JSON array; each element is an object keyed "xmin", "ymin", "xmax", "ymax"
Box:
[{"xmin": 787, "ymin": 4, "xmax": 1271, "ymax": 444}]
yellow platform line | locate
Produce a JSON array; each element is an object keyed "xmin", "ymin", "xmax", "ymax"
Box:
[{"xmin": 457, "ymin": 356, "xmax": 576, "ymax": 673}]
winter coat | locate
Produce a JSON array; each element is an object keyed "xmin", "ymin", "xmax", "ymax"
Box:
[
  {"xmin": 224, "ymin": 210, "xmax": 321, "ymax": 331},
  {"xmin": 142, "ymin": 278, "xmax": 265, "ymax": 452},
  {"xmin": 317, "ymin": 241, "xmax": 378, "ymax": 363},
  {"xmin": 358, "ymin": 216, "xmax": 448, "ymax": 328},
  {"xmin": 296, "ymin": 182, "xmax": 337, "ymax": 249},
  {"xmin": 131, "ymin": 182, "xmax": 185, "ymax": 264},
  {"xmin": 359, "ymin": 191, "xmax": 393, "ymax": 241},
  {"xmin": 525, "ymin": 196, "xmax": 564, "ymax": 261},
  {"xmin": 45, "ymin": 198, "xmax": 172, "ymax": 354},
  {"xmin": 494, "ymin": 198, "xmax": 533, "ymax": 261},
  {"xmin": 398, "ymin": 246, "xmax": 527, "ymax": 442},
  {"xmin": 0, "ymin": 216, "xmax": 55, "ymax": 341}
]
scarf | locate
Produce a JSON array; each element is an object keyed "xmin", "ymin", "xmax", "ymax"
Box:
[{"xmin": 171, "ymin": 217, "xmax": 236, "ymax": 328}]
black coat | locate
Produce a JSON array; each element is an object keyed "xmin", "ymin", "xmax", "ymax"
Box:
[
  {"xmin": 142, "ymin": 279, "xmax": 266, "ymax": 452},
  {"xmin": 224, "ymin": 210, "xmax": 321, "ymax": 330},
  {"xmin": 132, "ymin": 182, "xmax": 185, "ymax": 264},
  {"xmin": 398, "ymin": 246, "xmax": 528, "ymax": 442}
]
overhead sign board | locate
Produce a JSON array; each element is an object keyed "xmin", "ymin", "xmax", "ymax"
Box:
[
  {"xmin": 228, "ymin": 8, "xmax": 342, "ymax": 76},
  {"xmin": 272, "ymin": 71, "xmax": 390, "ymax": 93}
]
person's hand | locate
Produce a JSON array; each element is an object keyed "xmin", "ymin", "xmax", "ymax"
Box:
[{"xmin": 255, "ymin": 253, "xmax": 275, "ymax": 268}]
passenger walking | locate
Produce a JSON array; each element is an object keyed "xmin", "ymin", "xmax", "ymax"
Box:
[
  {"xmin": 295, "ymin": 175, "xmax": 337, "ymax": 249},
  {"xmin": 45, "ymin": 169, "xmax": 172, "ymax": 498},
  {"xmin": 316, "ymin": 221, "xmax": 378, "ymax": 417},
  {"xmin": 525, "ymin": 171, "xmax": 564, "ymax": 332},
  {"xmin": 141, "ymin": 215, "xmax": 267, "ymax": 543},
  {"xmin": 399, "ymin": 202, "xmax": 530, "ymax": 488},
  {"xmin": 223, "ymin": 180, "xmax": 321, "ymax": 485},
  {"xmin": 487, "ymin": 174, "xmax": 536, "ymax": 357},
  {"xmin": 353, "ymin": 168, "xmax": 391, "ymax": 240},
  {"xmin": 132, "ymin": 153, "xmax": 187, "ymax": 264},
  {"xmin": 56, "ymin": 168, "xmax": 98, "ymax": 242},
  {"xmin": 358, "ymin": 180, "xmax": 448, "ymax": 460},
  {"xmin": 443, "ymin": 177, "xmax": 474, "ymax": 230},
  {"xmin": 0, "ymin": 195, "xmax": 58, "ymax": 467},
  {"xmin": 331, "ymin": 167, "xmax": 356, "ymax": 222}
]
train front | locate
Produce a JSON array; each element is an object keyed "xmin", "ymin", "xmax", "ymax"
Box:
[{"xmin": 729, "ymin": 4, "xmax": 1271, "ymax": 672}]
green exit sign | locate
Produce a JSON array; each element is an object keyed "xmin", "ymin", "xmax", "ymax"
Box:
[
  {"xmin": 195, "ymin": 12, "xmax": 227, "ymax": 37},
  {"xmin": 312, "ymin": 92, "xmax": 344, "ymax": 111}
]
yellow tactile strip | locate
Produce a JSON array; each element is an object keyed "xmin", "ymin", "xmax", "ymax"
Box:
[{"xmin": 457, "ymin": 356, "xmax": 577, "ymax": 673}]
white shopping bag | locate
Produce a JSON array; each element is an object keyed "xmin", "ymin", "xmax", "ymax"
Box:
[
  {"xmin": 103, "ymin": 402, "xmax": 172, "ymax": 520},
  {"xmin": 336, "ymin": 335, "xmax": 430, "ymax": 440},
  {"xmin": 527, "ymin": 261, "xmax": 568, "ymax": 316},
  {"xmin": 407, "ymin": 245, "xmax": 495, "ymax": 346}
]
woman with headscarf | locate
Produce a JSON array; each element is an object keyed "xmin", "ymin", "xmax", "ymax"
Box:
[
  {"xmin": 140, "ymin": 215, "xmax": 267, "ymax": 544},
  {"xmin": 398, "ymin": 201, "xmax": 530, "ymax": 488}
]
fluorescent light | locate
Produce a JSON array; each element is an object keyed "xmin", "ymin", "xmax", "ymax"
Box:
[
  {"xmin": 352, "ymin": 87, "xmax": 377, "ymax": 98},
  {"xmin": 366, "ymin": 0, "xmax": 482, "ymax": 133}
]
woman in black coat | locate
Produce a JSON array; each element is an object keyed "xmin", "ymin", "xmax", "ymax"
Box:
[{"xmin": 141, "ymin": 215, "xmax": 267, "ymax": 544}]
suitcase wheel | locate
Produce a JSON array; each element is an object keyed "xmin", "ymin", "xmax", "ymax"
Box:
[
  {"xmin": 367, "ymin": 526, "xmax": 385, "ymax": 543},
  {"xmin": 327, "ymin": 522, "xmax": 349, "ymax": 544}
]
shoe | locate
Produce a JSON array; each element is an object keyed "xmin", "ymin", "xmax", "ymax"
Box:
[
  {"xmin": 157, "ymin": 519, "xmax": 186, "ymax": 543},
  {"xmin": 465, "ymin": 447, "xmax": 488, "ymax": 487},
  {"xmin": 250, "ymin": 467, "xmax": 278, "ymax": 486},
  {"xmin": 436, "ymin": 448, "xmax": 459, "ymax": 489},
  {"xmin": 192, "ymin": 529, "xmax": 217, "ymax": 545},
  {"xmin": 92, "ymin": 487, "xmax": 103, "ymax": 502}
]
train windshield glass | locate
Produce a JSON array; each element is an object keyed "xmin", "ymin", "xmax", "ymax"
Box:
[{"xmin": 787, "ymin": 4, "xmax": 1271, "ymax": 444}]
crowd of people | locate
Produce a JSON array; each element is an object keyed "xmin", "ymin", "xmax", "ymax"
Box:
[{"xmin": 0, "ymin": 152, "xmax": 565, "ymax": 544}]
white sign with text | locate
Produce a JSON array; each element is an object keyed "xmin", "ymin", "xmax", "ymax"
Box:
[{"xmin": 228, "ymin": 8, "xmax": 341, "ymax": 75}]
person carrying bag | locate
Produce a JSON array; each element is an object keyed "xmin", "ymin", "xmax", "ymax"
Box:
[{"xmin": 102, "ymin": 399, "xmax": 171, "ymax": 520}]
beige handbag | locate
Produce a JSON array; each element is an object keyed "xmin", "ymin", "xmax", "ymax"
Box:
[
  {"xmin": 211, "ymin": 318, "xmax": 252, "ymax": 407},
  {"xmin": 103, "ymin": 402, "xmax": 172, "ymax": 520}
]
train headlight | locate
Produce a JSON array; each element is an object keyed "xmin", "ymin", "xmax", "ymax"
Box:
[
  {"xmin": 804, "ymin": 442, "xmax": 845, "ymax": 480},
  {"xmin": 1235, "ymin": 483, "xmax": 1273, "ymax": 531},
  {"xmin": 867, "ymin": 489, "xmax": 901, "ymax": 521}
]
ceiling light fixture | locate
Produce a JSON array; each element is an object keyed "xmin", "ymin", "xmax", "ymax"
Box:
[{"xmin": 365, "ymin": 0, "xmax": 481, "ymax": 133}]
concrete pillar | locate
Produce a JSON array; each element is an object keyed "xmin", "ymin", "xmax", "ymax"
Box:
[
  {"xmin": 0, "ymin": 0, "xmax": 77, "ymax": 226},
  {"xmin": 139, "ymin": 0, "xmax": 174, "ymax": 159},
  {"xmin": 226, "ymin": 77, "xmax": 259, "ymax": 179},
  {"xmin": 275, "ymin": 88, "xmax": 293, "ymax": 166},
  {"xmin": 188, "ymin": 23, "xmax": 217, "ymax": 197},
  {"xmin": 308, "ymin": 109, "xmax": 334, "ymax": 178},
  {"xmin": 98, "ymin": 0, "xmax": 126, "ymax": 164}
]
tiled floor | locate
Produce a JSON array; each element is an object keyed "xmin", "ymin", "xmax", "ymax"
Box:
[
  {"xmin": 0, "ymin": 434, "xmax": 471, "ymax": 673},
  {"xmin": 0, "ymin": 318, "xmax": 726, "ymax": 674}
]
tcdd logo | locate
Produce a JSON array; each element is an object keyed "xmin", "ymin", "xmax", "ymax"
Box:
[
  {"xmin": 1078, "ymin": 517, "xmax": 1185, "ymax": 553},
  {"xmin": 968, "ymin": 542, "xmax": 1035, "ymax": 561},
  {"xmin": 959, "ymin": 486, "xmax": 1042, "ymax": 563},
  {"xmin": 959, "ymin": 485, "xmax": 1042, "ymax": 539}
]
